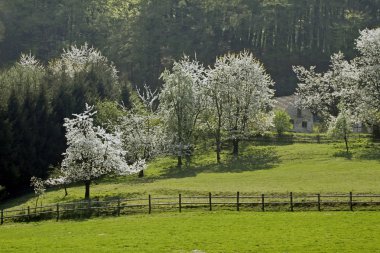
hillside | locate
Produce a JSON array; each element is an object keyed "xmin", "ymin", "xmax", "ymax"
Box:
[
  {"xmin": 0, "ymin": 0, "xmax": 379, "ymax": 95},
  {"xmin": 2, "ymin": 139, "xmax": 380, "ymax": 210},
  {"xmin": 2, "ymin": 140, "xmax": 380, "ymax": 252},
  {"xmin": 0, "ymin": 2, "xmax": 379, "ymax": 252},
  {"xmin": 0, "ymin": 1, "xmax": 379, "ymax": 199}
]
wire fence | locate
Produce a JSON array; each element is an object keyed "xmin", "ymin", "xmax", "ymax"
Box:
[{"xmin": 2, "ymin": 192, "xmax": 380, "ymax": 224}]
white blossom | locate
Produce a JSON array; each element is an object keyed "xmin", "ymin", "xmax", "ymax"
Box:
[
  {"xmin": 49, "ymin": 43, "xmax": 118, "ymax": 81},
  {"xmin": 205, "ymin": 51, "xmax": 275, "ymax": 159},
  {"xmin": 120, "ymin": 110, "xmax": 167, "ymax": 162},
  {"xmin": 30, "ymin": 176, "xmax": 46, "ymax": 196},
  {"xmin": 159, "ymin": 56, "xmax": 206, "ymax": 166},
  {"xmin": 354, "ymin": 28, "xmax": 380, "ymax": 125},
  {"xmin": 294, "ymin": 52, "xmax": 360, "ymax": 123},
  {"xmin": 328, "ymin": 109, "xmax": 353, "ymax": 153},
  {"xmin": 44, "ymin": 177, "xmax": 71, "ymax": 186},
  {"xmin": 45, "ymin": 104, "xmax": 144, "ymax": 198},
  {"xmin": 137, "ymin": 83, "xmax": 159, "ymax": 113},
  {"xmin": 18, "ymin": 53, "xmax": 44, "ymax": 71},
  {"xmin": 294, "ymin": 28, "xmax": 380, "ymax": 129}
]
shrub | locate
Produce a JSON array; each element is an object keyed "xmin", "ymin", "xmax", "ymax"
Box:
[{"xmin": 273, "ymin": 110, "xmax": 292, "ymax": 136}]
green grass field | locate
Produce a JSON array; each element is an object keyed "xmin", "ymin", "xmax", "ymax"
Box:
[
  {"xmin": 2, "ymin": 140, "xmax": 380, "ymax": 209},
  {"xmin": 1, "ymin": 211, "xmax": 380, "ymax": 252},
  {"xmin": 1, "ymin": 139, "xmax": 380, "ymax": 252}
]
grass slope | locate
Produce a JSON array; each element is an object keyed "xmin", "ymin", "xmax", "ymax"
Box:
[
  {"xmin": 1, "ymin": 212, "xmax": 380, "ymax": 252},
  {"xmin": 2, "ymin": 141, "xmax": 380, "ymax": 209}
]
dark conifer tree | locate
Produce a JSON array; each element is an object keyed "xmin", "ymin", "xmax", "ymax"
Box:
[
  {"xmin": 18, "ymin": 87, "xmax": 37, "ymax": 188},
  {"xmin": 5, "ymin": 89, "xmax": 22, "ymax": 193},
  {"xmin": 34, "ymin": 85, "xmax": 52, "ymax": 176},
  {"xmin": 50, "ymin": 84, "xmax": 72, "ymax": 166},
  {"xmin": 0, "ymin": 109, "xmax": 14, "ymax": 196}
]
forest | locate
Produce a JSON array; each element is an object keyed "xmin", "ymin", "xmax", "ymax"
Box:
[
  {"xmin": 0, "ymin": 0, "xmax": 379, "ymax": 198},
  {"xmin": 1, "ymin": 0, "xmax": 379, "ymax": 94}
]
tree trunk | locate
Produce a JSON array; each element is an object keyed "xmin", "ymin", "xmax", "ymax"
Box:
[
  {"xmin": 344, "ymin": 135, "xmax": 349, "ymax": 154},
  {"xmin": 35, "ymin": 196, "xmax": 39, "ymax": 213},
  {"xmin": 64, "ymin": 184, "xmax": 68, "ymax": 197},
  {"xmin": 177, "ymin": 142, "xmax": 183, "ymax": 168},
  {"xmin": 372, "ymin": 124, "xmax": 380, "ymax": 140},
  {"xmin": 177, "ymin": 156, "xmax": 182, "ymax": 168},
  {"xmin": 85, "ymin": 180, "xmax": 91, "ymax": 199},
  {"xmin": 216, "ymin": 139, "xmax": 221, "ymax": 164},
  {"xmin": 216, "ymin": 119, "xmax": 222, "ymax": 164},
  {"xmin": 233, "ymin": 139, "xmax": 239, "ymax": 159}
]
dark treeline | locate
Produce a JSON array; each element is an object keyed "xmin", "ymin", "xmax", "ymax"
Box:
[
  {"xmin": 0, "ymin": 49, "xmax": 131, "ymax": 197},
  {"xmin": 0, "ymin": 0, "xmax": 378, "ymax": 198},
  {"xmin": 0, "ymin": 0, "xmax": 379, "ymax": 95}
]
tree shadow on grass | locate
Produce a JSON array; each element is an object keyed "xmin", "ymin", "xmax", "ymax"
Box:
[
  {"xmin": 355, "ymin": 144, "xmax": 380, "ymax": 161},
  {"xmin": 241, "ymin": 135, "xmax": 295, "ymax": 147},
  {"xmin": 160, "ymin": 147, "xmax": 280, "ymax": 179},
  {"xmin": 333, "ymin": 151, "xmax": 353, "ymax": 159}
]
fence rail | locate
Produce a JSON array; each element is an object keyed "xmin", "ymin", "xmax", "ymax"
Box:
[
  {"xmin": 1, "ymin": 192, "xmax": 380, "ymax": 225},
  {"xmin": 249, "ymin": 134, "xmax": 369, "ymax": 144}
]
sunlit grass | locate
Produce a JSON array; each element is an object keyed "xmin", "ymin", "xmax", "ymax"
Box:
[
  {"xmin": 2, "ymin": 139, "xmax": 380, "ymax": 210},
  {"xmin": 0, "ymin": 211, "xmax": 379, "ymax": 253}
]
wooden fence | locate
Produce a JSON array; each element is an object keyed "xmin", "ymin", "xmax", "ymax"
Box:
[
  {"xmin": 1, "ymin": 192, "xmax": 380, "ymax": 225},
  {"xmin": 249, "ymin": 134, "xmax": 370, "ymax": 144}
]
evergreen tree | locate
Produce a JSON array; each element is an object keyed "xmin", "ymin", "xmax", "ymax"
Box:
[
  {"xmin": 5, "ymin": 89, "xmax": 22, "ymax": 193},
  {"xmin": 18, "ymin": 88, "xmax": 38, "ymax": 188},
  {"xmin": 0, "ymin": 109, "xmax": 13, "ymax": 195},
  {"xmin": 34, "ymin": 86, "xmax": 52, "ymax": 175}
]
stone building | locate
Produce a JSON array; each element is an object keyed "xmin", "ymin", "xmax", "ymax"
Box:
[
  {"xmin": 274, "ymin": 95, "xmax": 315, "ymax": 133},
  {"xmin": 274, "ymin": 95, "xmax": 370, "ymax": 134}
]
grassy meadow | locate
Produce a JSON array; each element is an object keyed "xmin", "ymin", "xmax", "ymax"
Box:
[
  {"xmin": 2, "ymin": 138, "xmax": 380, "ymax": 209},
  {"xmin": 1, "ymin": 138, "xmax": 380, "ymax": 252},
  {"xmin": 1, "ymin": 211, "xmax": 380, "ymax": 252}
]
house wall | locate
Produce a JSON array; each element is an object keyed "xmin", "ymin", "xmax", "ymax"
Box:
[
  {"xmin": 286, "ymin": 107, "xmax": 314, "ymax": 133},
  {"xmin": 274, "ymin": 95, "xmax": 314, "ymax": 133},
  {"xmin": 275, "ymin": 95, "xmax": 370, "ymax": 134}
]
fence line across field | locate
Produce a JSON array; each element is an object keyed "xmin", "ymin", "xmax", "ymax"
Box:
[
  {"xmin": 248, "ymin": 133, "xmax": 369, "ymax": 144},
  {"xmin": 2, "ymin": 192, "xmax": 380, "ymax": 225}
]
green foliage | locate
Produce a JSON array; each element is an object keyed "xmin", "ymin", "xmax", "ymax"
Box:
[
  {"xmin": 328, "ymin": 111, "xmax": 353, "ymax": 153},
  {"xmin": 0, "ymin": 109, "xmax": 13, "ymax": 193},
  {"xmin": 0, "ymin": 0, "xmax": 379, "ymax": 199},
  {"xmin": 0, "ymin": 46, "xmax": 124, "ymax": 196},
  {"xmin": 0, "ymin": 0, "xmax": 378, "ymax": 96},
  {"xmin": 95, "ymin": 100, "xmax": 125, "ymax": 128},
  {"xmin": 273, "ymin": 110, "xmax": 292, "ymax": 136},
  {"xmin": 0, "ymin": 54, "xmax": 45, "ymax": 110},
  {"xmin": 312, "ymin": 123, "xmax": 326, "ymax": 134},
  {"xmin": 328, "ymin": 114, "xmax": 352, "ymax": 140}
]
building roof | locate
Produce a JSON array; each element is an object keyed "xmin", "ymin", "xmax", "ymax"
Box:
[{"xmin": 274, "ymin": 95, "xmax": 297, "ymax": 110}]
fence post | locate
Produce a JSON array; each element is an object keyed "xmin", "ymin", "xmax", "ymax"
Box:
[
  {"xmin": 117, "ymin": 198, "xmax": 121, "ymax": 216},
  {"xmin": 261, "ymin": 194, "xmax": 265, "ymax": 212},
  {"xmin": 209, "ymin": 192, "xmax": 212, "ymax": 211},
  {"xmin": 148, "ymin": 195, "xmax": 151, "ymax": 214},
  {"xmin": 290, "ymin": 192, "xmax": 293, "ymax": 212},
  {"xmin": 237, "ymin": 192, "xmax": 240, "ymax": 211},
  {"xmin": 317, "ymin": 194, "xmax": 321, "ymax": 211},
  {"xmin": 349, "ymin": 192, "xmax": 353, "ymax": 211},
  {"xmin": 56, "ymin": 203, "xmax": 59, "ymax": 222},
  {"xmin": 27, "ymin": 206, "xmax": 30, "ymax": 221},
  {"xmin": 1, "ymin": 209, "xmax": 3, "ymax": 225},
  {"xmin": 179, "ymin": 194, "xmax": 182, "ymax": 213}
]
